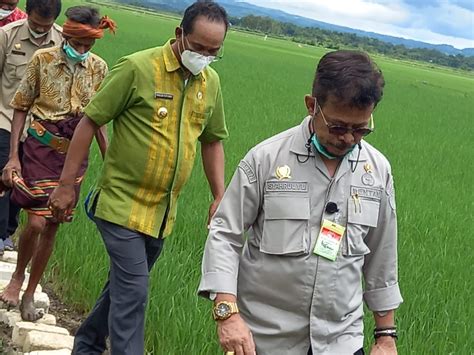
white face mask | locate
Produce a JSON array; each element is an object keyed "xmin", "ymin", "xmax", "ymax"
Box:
[
  {"xmin": 180, "ymin": 35, "xmax": 215, "ymax": 75},
  {"xmin": 28, "ymin": 27, "xmax": 49, "ymax": 39},
  {"xmin": 0, "ymin": 9, "xmax": 14, "ymax": 20}
]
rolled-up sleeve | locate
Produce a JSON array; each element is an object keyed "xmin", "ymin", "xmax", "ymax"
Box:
[
  {"xmin": 199, "ymin": 80, "xmax": 228, "ymax": 143},
  {"xmin": 84, "ymin": 57, "xmax": 137, "ymax": 126},
  {"xmin": 198, "ymin": 151, "xmax": 261, "ymax": 299},
  {"xmin": 363, "ymin": 169, "xmax": 403, "ymax": 311}
]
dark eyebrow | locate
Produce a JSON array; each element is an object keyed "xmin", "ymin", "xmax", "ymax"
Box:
[
  {"xmin": 189, "ymin": 41, "xmax": 204, "ymax": 49},
  {"xmin": 353, "ymin": 122, "xmax": 370, "ymax": 128},
  {"xmin": 188, "ymin": 40, "xmax": 220, "ymax": 53},
  {"xmin": 324, "ymin": 115, "xmax": 348, "ymax": 126},
  {"xmin": 325, "ymin": 114, "xmax": 369, "ymax": 128}
]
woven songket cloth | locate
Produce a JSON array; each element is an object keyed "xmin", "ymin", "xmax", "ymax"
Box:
[{"xmin": 10, "ymin": 115, "xmax": 88, "ymax": 221}]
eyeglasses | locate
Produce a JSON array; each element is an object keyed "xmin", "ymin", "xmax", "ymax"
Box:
[
  {"xmin": 183, "ymin": 33, "xmax": 224, "ymax": 61},
  {"xmin": 317, "ymin": 104, "xmax": 374, "ymax": 139}
]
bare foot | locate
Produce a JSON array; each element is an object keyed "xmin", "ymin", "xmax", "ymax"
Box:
[
  {"xmin": 0, "ymin": 276, "xmax": 24, "ymax": 307},
  {"xmin": 20, "ymin": 294, "xmax": 44, "ymax": 322}
]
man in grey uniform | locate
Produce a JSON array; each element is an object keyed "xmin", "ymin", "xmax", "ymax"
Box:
[{"xmin": 199, "ymin": 50, "xmax": 402, "ymax": 355}]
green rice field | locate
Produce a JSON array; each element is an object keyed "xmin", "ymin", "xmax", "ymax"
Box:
[{"xmin": 28, "ymin": 0, "xmax": 474, "ymax": 353}]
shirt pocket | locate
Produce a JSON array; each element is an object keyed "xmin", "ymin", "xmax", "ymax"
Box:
[
  {"xmin": 343, "ymin": 198, "xmax": 380, "ymax": 256},
  {"xmin": 260, "ymin": 194, "xmax": 310, "ymax": 256},
  {"xmin": 190, "ymin": 110, "xmax": 211, "ymax": 123},
  {"xmin": 5, "ymin": 53, "xmax": 28, "ymax": 81}
]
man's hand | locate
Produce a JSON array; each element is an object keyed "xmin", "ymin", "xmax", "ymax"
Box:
[
  {"xmin": 217, "ymin": 314, "xmax": 256, "ymax": 355},
  {"xmin": 2, "ymin": 156, "xmax": 21, "ymax": 187},
  {"xmin": 207, "ymin": 197, "xmax": 222, "ymax": 227},
  {"xmin": 370, "ymin": 336, "xmax": 397, "ymax": 355},
  {"xmin": 47, "ymin": 184, "xmax": 76, "ymax": 223}
]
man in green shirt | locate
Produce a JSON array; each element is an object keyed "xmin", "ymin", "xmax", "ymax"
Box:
[{"xmin": 49, "ymin": 1, "xmax": 229, "ymax": 354}]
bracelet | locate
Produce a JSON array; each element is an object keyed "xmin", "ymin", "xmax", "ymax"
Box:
[{"xmin": 374, "ymin": 327, "xmax": 398, "ymax": 340}]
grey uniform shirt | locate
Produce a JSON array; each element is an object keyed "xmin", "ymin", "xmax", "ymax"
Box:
[
  {"xmin": 0, "ymin": 19, "xmax": 62, "ymax": 134},
  {"xmin": 199, "ymin": 117, "xmax": 403, "ymax": 355}
]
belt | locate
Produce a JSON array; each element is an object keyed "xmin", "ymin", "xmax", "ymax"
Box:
[{"xmin": 28, "ymin": 120, "xmax": 70, "ymax": 154}]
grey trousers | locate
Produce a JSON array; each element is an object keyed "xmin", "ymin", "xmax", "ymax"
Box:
[{"xmin": 72, "ymin": 218, "xmax": 164, "ymax": 355}]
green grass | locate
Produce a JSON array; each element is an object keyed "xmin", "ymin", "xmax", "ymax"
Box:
[{"xmin": 19, "ymin": 0, "xmax": 473, "ymax": 353}]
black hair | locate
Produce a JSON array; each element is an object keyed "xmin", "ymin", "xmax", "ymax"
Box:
[
  {"xmin": 26, "ymin": 0, "xmax": 61, "ymax": 19},
  {"xmin": 65, "ymin": 6, "xmax": 101, "ymax": 27},
  {"xmin": 313, "ymin": 50, "xmax": 385, "ymax": 109},
  {"xmin": 181, "ymin": 0, "xmax": 229, "ymax": 34}
]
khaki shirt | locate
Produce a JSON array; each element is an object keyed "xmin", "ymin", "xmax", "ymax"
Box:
[
  {"xmin": 0, "ymin": 19, "xmax": 62, "ymax": 132},
  {"xmin": 199, "ymin": 117, "xmax": 403, "ymax": 354}
]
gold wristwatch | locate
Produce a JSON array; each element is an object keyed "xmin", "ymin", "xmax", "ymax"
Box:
[{"xmin": 212, "ymin": 301, "xmax": 239, "ymax": 321}]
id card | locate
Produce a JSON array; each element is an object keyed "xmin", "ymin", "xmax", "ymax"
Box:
[{"xmin": 313, "ymin": 219, "xmax": 346, "ymax": 261}]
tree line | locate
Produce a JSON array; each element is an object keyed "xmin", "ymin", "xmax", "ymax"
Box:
[{"xmin": 231, "ymin": 15, "xmax": 474, "ymax": 72}]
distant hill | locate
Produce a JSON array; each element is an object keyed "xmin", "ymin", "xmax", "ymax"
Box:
[{"xmin": 118, "ymin": 0, "xmax": 474, "ymax": 57}]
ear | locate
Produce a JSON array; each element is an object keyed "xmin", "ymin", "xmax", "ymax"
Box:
[
  {"xmin": 304, "ymin": 95, "xmax": 316, "ymax": 116},
  {"xmin": 175, "ymin": 27, "xmax": 183, "ymax": 39}
]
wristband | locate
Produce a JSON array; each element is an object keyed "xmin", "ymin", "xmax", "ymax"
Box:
[{"xmin": 374, "ymin": 327, "xmax": 398, "ymax": 340}]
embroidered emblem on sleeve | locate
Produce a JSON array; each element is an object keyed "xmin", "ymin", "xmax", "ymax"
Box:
[
  {"xmin": 239, "ymin": 160, "xmax": 257, "ymax": 184},
  {"xmin": 386, "ymin": 175, "xmax": 396, "ymax": 211}
]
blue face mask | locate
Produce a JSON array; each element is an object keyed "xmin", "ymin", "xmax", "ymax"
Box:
[
  {"xmin": 311, "ymin": 133, "xmax": 339, "ymax": 160},
  {"xmin": 63, "ymin": 42, "xmax": 89, "ymax": 62}
]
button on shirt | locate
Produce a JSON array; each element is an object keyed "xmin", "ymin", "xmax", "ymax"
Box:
[
  {"xmin": 0, "ymin": 19, "xmax": 62, "ymax": 131},
  {"xmin": 10, "ymin": 45, "xmax": 108, "ymax": 121},
  {"xmin": 199, "ymin": 117, "xmax": 402, "ymax": 354},
  {"xmin": 85, "ymin": 39, "xmax": 228, "ymax": 238}
]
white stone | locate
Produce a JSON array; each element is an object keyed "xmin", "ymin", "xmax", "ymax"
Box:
[
  {"xmin": 1, "ymin": 309, "xmax": 21, "ymax": 326},
  {"xmin": 0, "ymin": 308, "xmax": 7, "ymax": 321},
  {"xmin": 1, "ymin": 310, "xmax": 56, "ymax": 327},
  {"xmin": 38, "ymin": 313, "xmax": 56, "ymax": 326},
  {"xmin": 0, "ymin": 280, "xmax": 41, "ymax": 293},
  {"xmin": 0, "ymin": 260, "xmax": 16, "ymax": 271},
  {"xmin": 0, "ymin": 269, "xmax": 30, "ymax": 284},
  {"xmin": 12, "ymin": 321, "xmax": 69, "ymax": 347},
  {"xmin": 28, "ymin": 350, "xmax": 72, "ymax": 355},
  {"xmin": 23, "ymin": 331, "xmax": 74, "ymax": 352},
  {"xmin": 24, "ymin": 349, "xmax": 72, "ymax": 355},
  {"xmin": 0, "ymin": 251, "xmax": 18, "ymax": 264}
]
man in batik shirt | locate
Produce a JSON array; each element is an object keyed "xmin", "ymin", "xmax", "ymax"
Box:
[{"xmin": 0, "ymin": 5, "xmax": 114, "ymax": 321}]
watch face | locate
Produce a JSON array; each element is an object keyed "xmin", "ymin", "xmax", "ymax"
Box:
[{"xmin": 215, "ymin": 303, "xmax": 231, "ymax": 318}]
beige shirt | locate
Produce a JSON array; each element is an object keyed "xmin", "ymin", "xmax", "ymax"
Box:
[
  {"xmin": 199, "ymin": 117, "xmax": 402, "ymax": 354},
  {"xmin": 11, "ymin": 46, "xmax": 107, "ymax": 121},
  {"xmin": 0, "ymin": 19, "xmax": 62, "ymax": 132}
]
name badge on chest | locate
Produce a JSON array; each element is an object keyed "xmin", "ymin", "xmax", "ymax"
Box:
[
  {"xmin": 154, "ymin": 92, "xmax": 173, "ymax": 100},
  {"xmin": 313, "ymin": 219, "xmax": 346, "ymax": 261}
]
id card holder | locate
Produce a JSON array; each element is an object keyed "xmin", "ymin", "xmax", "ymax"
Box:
[{"xmin": 313, "ymin": 219, "xmax": 346, "ymax": 261}]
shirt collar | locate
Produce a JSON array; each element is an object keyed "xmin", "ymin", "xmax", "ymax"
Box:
[
  {"xmin": 163, "ymin": 39, "xmax": 207, "ymax": 81},
  {"xmin": 19, "ymin": 20, "xmax": 57, "ymax": 46},
  {"xmin": 347, "ymin": 141, "xmax": 368, "ymax": 162},
  {"xmin": 163, "ymin": 39, "xmax": 181, "ymax": 73},
  {"xmin": 52, "ymin": 45, "xmax": 87, "ymax": 69},
  {"xmin": 289, "ymin": 116, "xmax": 316, "ymax": 157}
]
